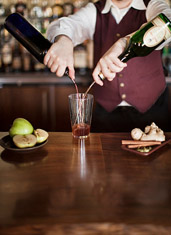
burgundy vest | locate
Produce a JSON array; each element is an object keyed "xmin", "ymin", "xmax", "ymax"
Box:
[{"xmin": 93, "ymin": 0, "xmax": 166, "ymax": 113}]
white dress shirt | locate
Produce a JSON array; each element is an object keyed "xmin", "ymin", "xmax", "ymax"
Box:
[
  {"xmin": 47, "ymin": 0, "xmax": 171, "ymax": 49},
  {"xmin": 46, "ymin": 0, "xmax": 171, "ymax": 106}
]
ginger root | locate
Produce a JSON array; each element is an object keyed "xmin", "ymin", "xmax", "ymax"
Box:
[
  {"xmin": 131, "ymin": 128, "xmax": 143, "ymax": 140},
  {"xmin": 131, "ymin": 122, "xmax": 165, "ymax": 142}
]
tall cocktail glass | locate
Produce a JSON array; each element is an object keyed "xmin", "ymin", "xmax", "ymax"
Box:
[{"xmin": 68, "ymin": 93, "xmax": 94, "ymax": 139}]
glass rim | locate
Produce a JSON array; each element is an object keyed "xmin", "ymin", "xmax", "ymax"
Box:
[{"xmin": 68, "ymin": 93, "xmax": 94, "ymax": 100}]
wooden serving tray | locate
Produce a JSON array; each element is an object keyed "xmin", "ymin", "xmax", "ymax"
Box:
[{"xmin": 121, "ymin": 137, "xmax": 171, "ymax": 156}]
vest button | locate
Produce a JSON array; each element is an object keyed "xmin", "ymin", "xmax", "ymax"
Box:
[
  {"xmin": 118, "ymin": 73, "xmax": 123, "ymax": 78},
  {"xmin": 122, "ymin": 94, "xmax": 126, "ymax": 99},
  {"xmin": 116, "ymin": 33, "xmax": 121, "ymax": 37},
  {"xmin": 120, "ymin": 82, "xmax": 124, "ymax": 87}
]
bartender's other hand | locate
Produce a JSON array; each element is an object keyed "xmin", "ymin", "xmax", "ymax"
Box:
[
  {"xmin": 44, "ymin": 35, "xmax": 75, "ymax": 80},
  {"xmin": 92, "ymin": 38, "xmax": 128, "ymax": 86}
]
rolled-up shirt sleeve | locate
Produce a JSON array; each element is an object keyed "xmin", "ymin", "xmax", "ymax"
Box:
[
  {"xmin": 46, "ymin": 0, "xmax": 171, "ymax": 49},
  {"xmin": 46, "ymin": 3, "xmax": 96, "ymax": 46}
]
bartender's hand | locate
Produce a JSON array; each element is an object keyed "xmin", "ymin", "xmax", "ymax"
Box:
[
  {"xmin": 92, "ymin": 38, "xmax": 128, "ymax": 86},
  {"xmin": 44, "ymin": 35, "xmax": 75, "ymax": 80}
]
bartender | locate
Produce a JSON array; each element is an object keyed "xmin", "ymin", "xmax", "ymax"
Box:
[{"xmin": 44, "ymin": 0, "xmax": 171, "ymax": 132}]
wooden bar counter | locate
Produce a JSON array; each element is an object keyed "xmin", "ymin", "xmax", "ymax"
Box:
[{"xmin": 0, "ymin": 132, "xmax": 171, "ymax": 234}]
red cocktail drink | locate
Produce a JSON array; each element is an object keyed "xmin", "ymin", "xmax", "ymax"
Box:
[
  {"xmin": 68, "ymin": 93, "xmax": 94, "ymax": 139},
  {"xmin": 72, "ymin": 123, "xmax": 90, "ymax": 138}
]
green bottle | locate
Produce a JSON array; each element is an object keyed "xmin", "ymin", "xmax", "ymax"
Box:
[{"xmin": 118, "ymin": 13, "xmax": 171, "ymax": 62}]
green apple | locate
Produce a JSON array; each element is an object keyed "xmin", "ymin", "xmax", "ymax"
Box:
[
  {"xmin": 34, "ymin": 129, "xmax": 49, "ymax": 143},
  {"xmin": 9, "ymin": 118, "xmax": 34, "ymax": 137},
  {"xmin": 13, "ymin": 134, "xmax": 37, "ymax": 148}
]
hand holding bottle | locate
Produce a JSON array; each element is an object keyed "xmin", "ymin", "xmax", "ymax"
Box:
[
  {"xmin": 93, "ymin": 13, "xmax": 171, "ymax": 86},
  {"xmin": 44, "ymin": 35, "xmax": 75, "ymax": 80},
  {"xmin": 92, "ymin": 38, "xmax": 128, "ymax": 86}
]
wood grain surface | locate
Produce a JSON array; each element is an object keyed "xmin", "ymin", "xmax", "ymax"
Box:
[{"xmin": 0, "ymin": 132, "xmax": 171, "ymax": 234}]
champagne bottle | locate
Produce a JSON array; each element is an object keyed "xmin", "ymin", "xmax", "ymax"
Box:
[
  {"xmin": 98, "ymin": 13, "xmax": 171, "ymax": 80},
  {"xmin": 87, "ymin": 13, "xmax": 171, "ymax": 96},
  {"xmin": 118, "ymin": 13, "xmax": 171, "ymax": 62},
  {"xmin": 4, "ymin": 12, "xmax": 74, "ymax": 79},
  {"xmin": 4, "ymin": 12, "xmax": 51, "ymax": 64}
]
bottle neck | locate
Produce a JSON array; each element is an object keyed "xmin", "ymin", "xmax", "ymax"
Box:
[{"xmin": 118, "ymin": 43, "xmax": 136, "ymax": 63}]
